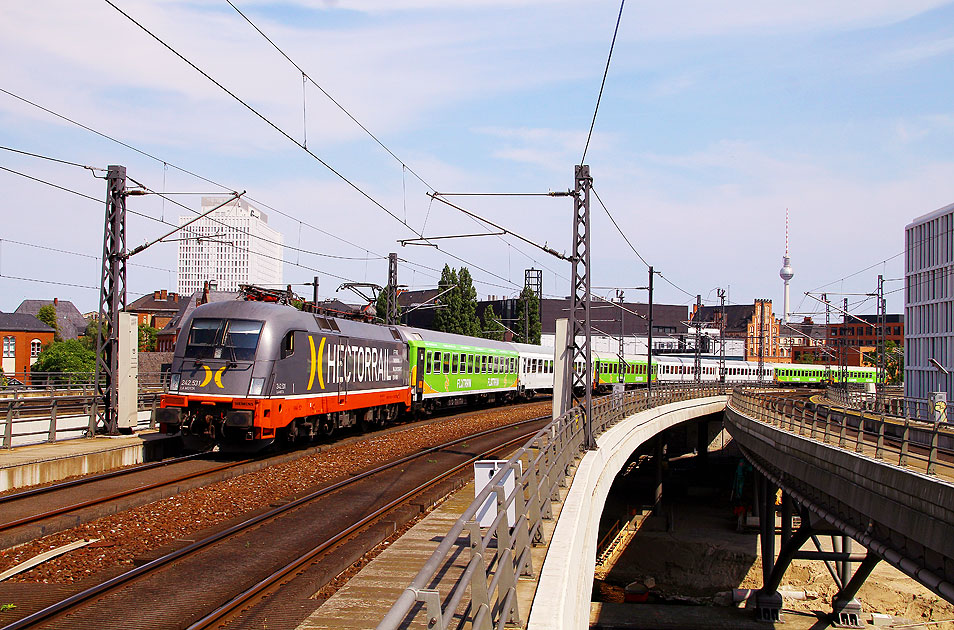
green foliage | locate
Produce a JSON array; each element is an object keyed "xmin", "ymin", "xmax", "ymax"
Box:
[
  {"xmin": 138, "ymin": 325, "xmax": 158, "ymax": 352},
  {"xmin": 432, "ymin": 265, "xmax": 481, "ymax": 336},
  {"xmin": 513, "ymin": 286, "xmax": 541, "ymax": 344},
  {"xmin": 81, "ymin": 319, "xmax": 101, "ymax": 351},
  {"xmin": 37, "ymin": 304, "xmax": 61, "ymax": 341},
  {"xmin": 31, "ymin": 339, "xmax": 95, "ymax": 381},
  {"xmin": 375, "ymin": 285, "xmax": 402, "ymax": 323},
  {"xmin": 863, "ymin": 340, "xmax": 904, "ymax": 385},
  {"xmin": 481, "ymin": 304, "xmax": 506, "ymax": 341}
]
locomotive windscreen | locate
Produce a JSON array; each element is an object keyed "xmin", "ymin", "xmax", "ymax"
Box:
[{"xmin": 185, "ymin": 318, "xmax": 263, "ymax": 361}]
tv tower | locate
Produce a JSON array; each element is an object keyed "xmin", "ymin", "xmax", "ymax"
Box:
[{"xmin": 779, "ymin": 209, "xmax": 794, "ymax": 323}]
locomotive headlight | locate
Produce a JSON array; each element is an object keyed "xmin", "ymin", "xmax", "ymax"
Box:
[
  {"xmin": 248, "ymin": 377, "xmax": 266, "ymax": 396},
  {"xmin": 169, "ymin": 373, "xmax": 180, "ymax": 393}
]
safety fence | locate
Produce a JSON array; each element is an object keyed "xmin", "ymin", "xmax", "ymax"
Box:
[
  {"xmin": 823, "ymin": 385, "xmax": 942, "ymax": 424},
  {"xmin": 376, "ymin": 383, "xmax": 728, "ymax": 630},
  {"xmin": 1, "ymin": 390, "xmax": 164, "ymax": 448},
  {"xmin": 729, "ymin": 390, "xmax": 954, "ymax": 478},
  {"xmin": 0, "ymin": 371, "xmax": 169, "ymax": 398}
]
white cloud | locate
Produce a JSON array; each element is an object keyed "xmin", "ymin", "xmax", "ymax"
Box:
[{"xmin": 882, "ymin": 35, "xmax": 954, "ymax": 65}]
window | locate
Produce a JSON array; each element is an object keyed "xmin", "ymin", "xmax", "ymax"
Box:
[
  {"xmin": 452, "ymin": 354, "xmax": 459, "ymax": 373},
  {"xmin": 426, "ymin": 351, "xmax": 434, "ymax": 374},
  {"xmin": 443, "ymin": 353, "xmax": 450, "ymax": 374},
  {"xmin": 468, "ymin": 355, "xmax": 475, "ymax": 373},
  {"xmin": 2, "ymin": 336, "xmax": 13, "ymax": 358}
]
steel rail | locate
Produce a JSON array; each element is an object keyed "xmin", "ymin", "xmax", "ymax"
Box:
[
  {"xmin": 186, "ymin": 428, "xmax": 540, "ymax": 630},
  {"xmin": 0, "ymin": 452, "xmax": 205, "ymax": 504},
  {"xmin": 1, "ymin": 415, "xmax": 548, "ymax": 630},
  {"xmin": 0, "ymin": 457, "xmax": 250, "ymax": 534}
]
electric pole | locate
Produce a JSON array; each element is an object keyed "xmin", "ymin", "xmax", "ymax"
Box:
[
  {"xmin": 386, "ymin": 252, "xmax": 399, "ymax": 325},
  {"xmin": 757, "ymin": 300, "xmax": 765, "ymax": 385},
  {"xmin": 647, "ymin": 265, "xmax": 655, "ymax": 398},
  {"xmin": 842, "ymin": 298, "xmax": 849, "ymax": 390},
  {"xmin": 565, "ymin": 165, "xmax": 594, "ymax": 448},
  {"xmin": 92, "ymin": 165, "xmax": 128, "ymax": 436},
  {"xmin": 312, "ymin": 276, "xmax": 319, "ymax": 305},
  {"xmin": 718, "ymin": 288, "xmax": 726, "ymax": 383},
  {"xmin": 823, "ymin": 292, "xmax": 831, "ymax": 384},
  {"xmin": 694, "ymin": 294, "xmax": 702, "ymax": 384},
  {"xmin": 617, "ymin": 289, "xmax": 625, "ymax": 385},
  {"xmin": 877, "ymin": 274, "xmax": 886, "ymax": 409}
]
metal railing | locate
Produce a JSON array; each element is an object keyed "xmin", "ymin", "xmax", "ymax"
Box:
[
  {"xmin": 376, "ymin": 383, "xmax": 728, "ymax": 630},
  {"xmin": 0, "ymin": 371, "xmax": 169, "ymax": 398},
  {"xmin": 823, "ymin": 385, "xmax": 941, "ymax": 423},
  {"xmin": 1, "ymin": 390, "xmax": 165, "ymax": 448},
  {"xmin": 729, "ymin": 390, "xmax": 954, "ymax": 477}
]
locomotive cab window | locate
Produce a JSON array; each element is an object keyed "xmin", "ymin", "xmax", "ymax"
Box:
[{"xmin": 185, "ymin": 318, "xmax": 263, "ymax": 361}]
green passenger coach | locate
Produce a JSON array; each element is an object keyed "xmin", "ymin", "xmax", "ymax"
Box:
[{"xmin": 397, "ymin": 326, "xmax": 519, "ymax": 411}]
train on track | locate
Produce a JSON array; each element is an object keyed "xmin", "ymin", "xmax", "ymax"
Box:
[{"xmin": 157, "ymin": 300, "xmax": 876, "ymax": 451}]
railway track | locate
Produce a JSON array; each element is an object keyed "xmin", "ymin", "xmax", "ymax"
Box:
[
  {"xmin": 0, "ymin": 415, "xmax": 548, "ymax": 630},
  {"xmin": 0, "ymin": 454, "xmax": 254, "ymax": 550}
]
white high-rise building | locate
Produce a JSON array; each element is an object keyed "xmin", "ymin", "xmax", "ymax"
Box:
[
  {"xmin": 177, "ymin": 197, "xmax": 283, "ymax": 295},
  {"xmin": 905, "ymin": 202, "xmax": 954, "ymax": 401}
]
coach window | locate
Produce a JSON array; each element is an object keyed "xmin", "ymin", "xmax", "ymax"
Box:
[
  {"xmin": 432, "ymin": 351, "xmax": 441, "ymax": 374},
  {"xmin": 443, "ymin": 353, "xmax": 451, "ymax": 374},
  {"xmin": 452, "ymin": 354, "xmax": 459, "ymax": 373},
  {"xmin": 425, "ymin": 351, "xmax": 433, "ymax": 374}
]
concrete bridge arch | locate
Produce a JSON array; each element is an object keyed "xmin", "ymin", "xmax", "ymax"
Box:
[{"xmin": 528, "ymin": 395, "xmax": 728, "ymax": 629}]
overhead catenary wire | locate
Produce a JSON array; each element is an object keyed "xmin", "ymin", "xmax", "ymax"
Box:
[
  {"xmin": 231, "ymin": 0, "xmax": 573, "ymax": 288},
  {"xmin": 591, "ymin": 185, "xmax": 699, "ymax": 301},
  {"xmin": 0, "ymin": 90, "xmax": 509, "ymax": 293},
  {"xmin": 103, "ymin": 0, "xmax": 422, "ymax": 240},
  {"xmin": 580, "ymin": 0, "xmax": 626, "ymax": 165}
]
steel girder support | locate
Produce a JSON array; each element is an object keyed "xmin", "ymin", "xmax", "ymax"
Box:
[
  {"xmin": 565, "ymin": 165, "xmax": 593, "ymax": 448},
  {"xmin": 745, "ymin": 455, "xmax": 891, "ymax": 626},
  {"xmin": 93, "ymin": 165, "xmax": 128, "ymax": 436},
  {"xmin": 386, "ymin": 252, "xmax": 399, "ymax": 325}
]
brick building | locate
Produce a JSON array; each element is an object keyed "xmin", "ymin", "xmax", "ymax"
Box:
[
  {"xmin": 828, "ymin": 314, "xmax": 904, "ymax": 366},
  {"xmin": 127, "ymin": 290, "xmax": 184, "ymax": 329},
  {"xmin": 692, "ymin": 299, "xmax": 790, "ymax": 363},
  {"xmin": 0, "ymin": 313, "xmax": 55, "ymax": 383}
]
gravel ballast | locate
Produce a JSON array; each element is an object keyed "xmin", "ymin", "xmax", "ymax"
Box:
[{"xmin": 0, "ymin": 401, "xmax": 551, "ymax": 584}]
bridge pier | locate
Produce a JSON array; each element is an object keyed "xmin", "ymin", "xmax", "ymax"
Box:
[{"xmin": 749, "ymin": 468, "xmax": 885, "ymax": 626}]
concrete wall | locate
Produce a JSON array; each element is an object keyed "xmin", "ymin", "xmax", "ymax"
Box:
[{"xmin": 528, "ymin": 396, "xmax": 728, "ymax": 630}]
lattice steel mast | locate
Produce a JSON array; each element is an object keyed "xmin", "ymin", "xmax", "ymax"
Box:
[
  {"xmin": 92, "ymin": 165, "xmax": 128, "ymax": 435},
  {"xmin": 565, "ymin": 165, "xmax": 594, "ymax": 448}
]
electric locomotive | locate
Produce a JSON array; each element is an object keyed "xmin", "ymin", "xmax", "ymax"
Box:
[{"xmin": 157, "ymin": 300, "xmax": 410, "ymax": 451}]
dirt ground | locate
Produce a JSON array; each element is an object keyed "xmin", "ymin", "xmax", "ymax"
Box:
[{"xmin": 593, "ymin": 448, "xmax": 954, "ymax": 628}]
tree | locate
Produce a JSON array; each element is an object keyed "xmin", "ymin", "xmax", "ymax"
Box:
[
  {"xmin": 456, "ymin": 268, "xmax": 481, "ymax": 337},
  {"xmin": 481, "ymin": 304, "xmax": 506, "ymax": 341},
  {"xmin": 37, "ymin": 304, "xmax": 61, "ymax": 342},
  {"xmin": 863, "ymin": 340, "xmax": 904, "ymax": 385},
  {"xmin": 431, "ymin": 265, "xmax": 481, "ymax": 336},
  {"xmin": 31, "ymin": 339, "xmax": 95, "ymax": 383},
  {"xmin": 432, "ymin": 265, "xmax": 459, "ymax": 333},
  {"xmin": 139, "ymin": 324, "xmax": 158, "ymax": 352},
  {"xmin": 514, "ymin": 285, "xmax": 541, "ymax": 344},
  {"xmin": 81, "ymin": 319, "xmax": 101, "ymax": 351}
]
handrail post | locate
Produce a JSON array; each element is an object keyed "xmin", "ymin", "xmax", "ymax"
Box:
[
  {"xmin": 927, "ymin": 423, "xmax": 940, "ymax": 476},
  {"xmin": 875, "ymin": 415, "xmax": 885, "ymax": 460},
  {"xmin": 899, "ymin": 418, "xmax": 910, "ymax": 467},
  {"xmin": 48, "ymin": 397, "xmax": 58, "ymax": 443},
  {"xmin": 3, "ymin": 400, "xmax": 15, "ymax": 448}
]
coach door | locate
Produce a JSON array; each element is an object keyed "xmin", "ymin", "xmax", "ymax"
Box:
[
  {"xmin": 338, "ymin": 336, "xmax": 349, "ymax": 406},
  {"xmin": 416, "ymin": 346, "xmax": 426, "ymax": 403}
]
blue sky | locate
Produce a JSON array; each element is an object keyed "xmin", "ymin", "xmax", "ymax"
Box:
[{"xmin": 1, "ymin": 0, "xmax": 952, "ymax": 321}]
